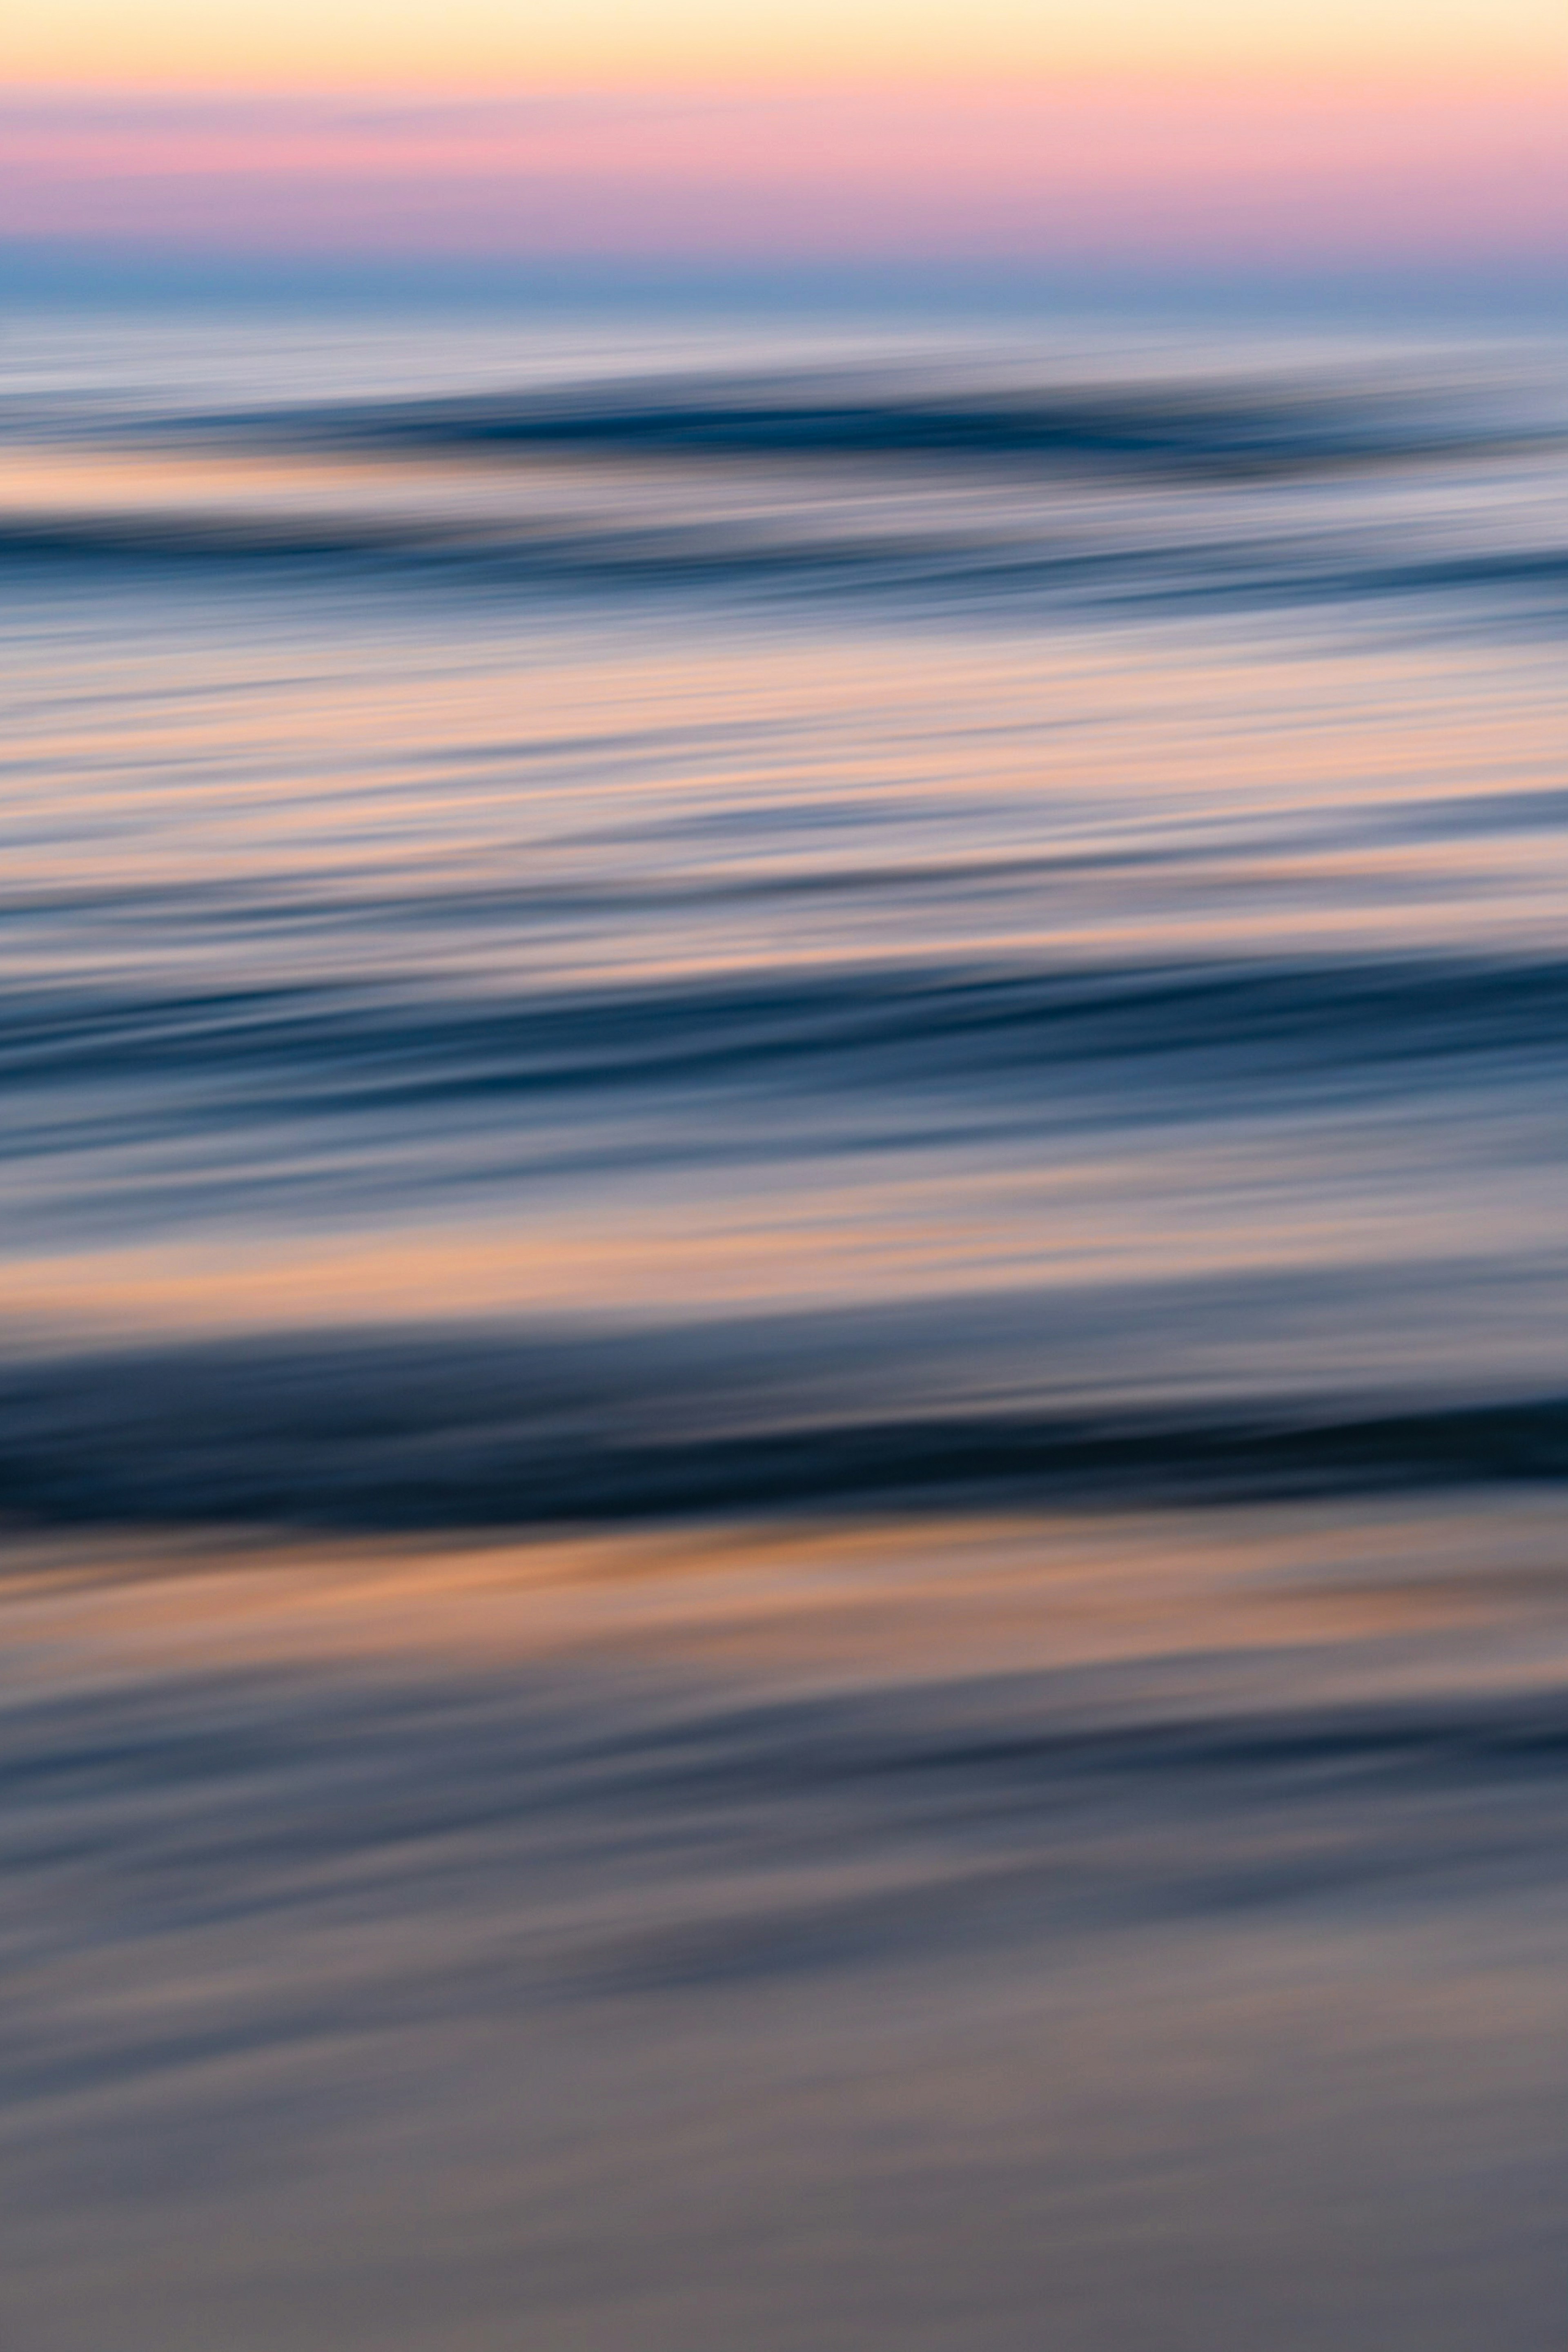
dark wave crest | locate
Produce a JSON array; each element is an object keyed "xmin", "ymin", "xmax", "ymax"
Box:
[
  {"xmin": 5, "ymin": 512, "xmax": 1566, "ymax": 623},
  {"xmin": 155, "ymin": 367, "xmax": 1555, "ymax": 476},
  {"xmin": 10, "ymin": 951, "xmax": 1567, "ymax": 1117},
  {"xmin": 5, "ymin": 1320, "xmax": 1568, "ymax": 1533},
  {"xmin": 8, "ymin": 950, "xmax": 1565, "ymax": 1245}
]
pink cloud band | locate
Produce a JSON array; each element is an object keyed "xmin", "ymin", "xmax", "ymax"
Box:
[{"xmin": 4, "ymin": 83, "xmax": 1565, "ymax": 263}]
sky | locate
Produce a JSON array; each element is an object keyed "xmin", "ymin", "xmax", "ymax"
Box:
[
  {"xmin": 5, "ymin": 0, "xmax": 1566, "ymax": 299},
  {"xmin": 11, "ymin": 0, "xmax": 1568, "ymax": 85}
]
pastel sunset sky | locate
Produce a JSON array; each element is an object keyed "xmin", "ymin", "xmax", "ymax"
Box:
[{"xmin": 6, "ymin": 0, "xmax": 1566, "ymax": 289}]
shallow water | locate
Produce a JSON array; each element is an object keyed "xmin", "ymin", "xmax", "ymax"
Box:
[
  {"xmin": 2, "ymin": 305, "xmax": 1567, "ymax": 2343},
  {"xmin": 7, "ymin": 1502, "xmax": 1568, "ymax": 2351}
]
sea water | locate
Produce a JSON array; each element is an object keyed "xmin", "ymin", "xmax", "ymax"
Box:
[{"xmin": 2, "ymin": 303, "xmax": 1568, "ymax": 2348}]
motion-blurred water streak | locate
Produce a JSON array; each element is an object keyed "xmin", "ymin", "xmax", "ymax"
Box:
[{"xmin": 2, "ymin": 305, "xmax": 1567, "ymax": 2350}]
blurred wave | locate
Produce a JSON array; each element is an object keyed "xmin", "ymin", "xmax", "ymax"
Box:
[
  {"xmin": 3, "ymin": 347, "xmax": 1566, "ymax": 625},
  {"xmin": 5, "ymin": 953, "xmax": 1567, "ymax": 1245},
  {"xmin": 3, "ymin": 316, "xmax": 1568, "ymax": 1517},
  {"xmin": 11, "ymin": 950, "xmax": 1568, "ymax": 1101},
  {"xmin": 4, "ymin": 1319, "xmax": 1568, "ymax": 1531},
  {"xmin": 4, "ymin": 512, "xmax": 1568, "ymax": 626},
  {"xmin": 90, "ymin": 361, "xmax": 1568, "ymax": 471}
]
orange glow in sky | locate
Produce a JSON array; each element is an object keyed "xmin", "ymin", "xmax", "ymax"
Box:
[
  {"xmin": 7, "ymin": 0, "xmax": 1565, "ymax": 272},
  {"xmin": 11, "ymin": 0, "xmax": 1568, "ymax": 90}
]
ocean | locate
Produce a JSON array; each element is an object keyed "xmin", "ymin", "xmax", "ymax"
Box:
[{"xmin": 3, "ymin": 301, "xmax": 1568, "ymax": 2347}]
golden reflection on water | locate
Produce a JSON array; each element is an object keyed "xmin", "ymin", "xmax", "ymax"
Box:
[{"xmin": 10, "ymin": 1492, "xmax": 1568, "ymax": 1700}]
